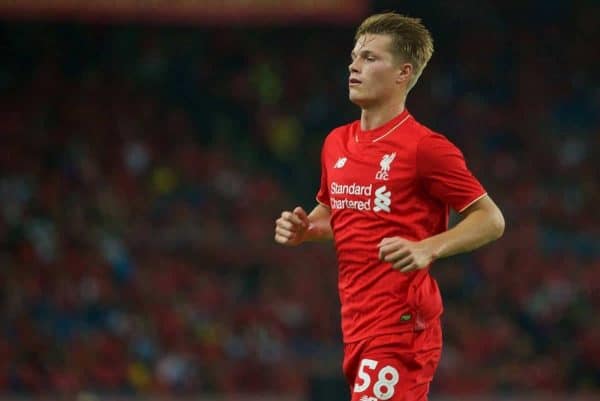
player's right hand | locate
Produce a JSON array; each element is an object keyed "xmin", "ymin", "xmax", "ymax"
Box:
[{"xmin": 274, "ymin": 206, "xmax": 309, "ymax": 246}]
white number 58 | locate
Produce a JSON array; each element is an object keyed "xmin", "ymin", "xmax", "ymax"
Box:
[{"xmin": 353, "ymin": 358, "xmax": 400, "ymax": 400}]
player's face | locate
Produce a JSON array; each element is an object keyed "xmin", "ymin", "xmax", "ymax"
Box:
[{"xmin": 348, "ymin": 34, "xmax": 401, "ymax": 108}]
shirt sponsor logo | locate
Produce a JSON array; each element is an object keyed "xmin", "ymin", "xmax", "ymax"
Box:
[
  {"xmin": 330, "ymin": 182, "xmax": 390, "ymax": 213},
  {"xmin": 331, "ymin": 182, "xmax": 372, "ymax": 196},
  {"xmin": 375, "ymin": 152, "xmax": 396, "ymax": 180},
  {"xmin": 334, "ymin": 157, "xmax": 347, "ymax": 169},
  {"xmin": 373, "ymin": 185, "xmax": 391, "ymax": 213},
  {"xmin": 331, "ymin": 197, "xmax": 372, "ymax": 211}
]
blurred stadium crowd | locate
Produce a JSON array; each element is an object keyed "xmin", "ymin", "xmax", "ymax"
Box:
[{"xmin": 1, "ymin": 1, "xmax": 599, "ymax": 398}]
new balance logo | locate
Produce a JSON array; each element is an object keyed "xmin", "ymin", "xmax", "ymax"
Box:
[
  {"xmin": 373, "ymin": 185, "xmax": 391, "ymax": 212},
  {"xmin": 375, "ymin": 152, "xmax": 395, "ymax": 180},
  {"xmin": 334, "ymin": 157, "xmax": 347, "ymax": 169}
]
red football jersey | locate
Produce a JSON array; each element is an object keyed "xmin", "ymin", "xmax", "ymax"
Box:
[{"xmin": 316, "ymin": 109, "xmax": 487, "ymax": 343}]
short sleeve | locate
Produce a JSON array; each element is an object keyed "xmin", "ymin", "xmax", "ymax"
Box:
[
  {"xmin": 417, "ymin": 134, "xmax": 487, "ymax": 212},
  {"xmin": 316, "ymin": 144, "xmax": 330, "ymax": 207}
]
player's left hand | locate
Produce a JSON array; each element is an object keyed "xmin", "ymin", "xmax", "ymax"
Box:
[{"xmin": 378, "ymin": 237, "xmax": 437, "ymax": 273}]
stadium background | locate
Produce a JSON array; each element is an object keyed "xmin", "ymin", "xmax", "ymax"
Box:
[{"xmin": 0, "ymin": 0, "xmax": 598, "ymax": 400}]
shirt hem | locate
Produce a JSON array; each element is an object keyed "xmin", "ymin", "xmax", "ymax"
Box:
[{"xmin": 343, "ymin": 324, "xmax": 421, "ymax": 345}]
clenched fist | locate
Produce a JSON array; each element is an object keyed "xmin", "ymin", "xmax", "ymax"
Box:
[
  {"xmin": 274, "ymin": 206, "xmax": 310, "ymax": 246},
  {"xmin": 378, "ymin": 236, "xmax": 437, "ymax": 273}
]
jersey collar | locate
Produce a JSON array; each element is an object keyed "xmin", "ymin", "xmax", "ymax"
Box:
[{"xmin": 355, "ymin": 109, "xmax": 412, "ymax": 143}]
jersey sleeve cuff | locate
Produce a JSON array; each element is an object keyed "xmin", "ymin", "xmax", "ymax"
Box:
[
  {"xmin": 316, "ymin": 198, "xmax": 331, "ymax": 209},
  {"xmin": 457, "ymin": 192, "xmax": 488, "ymax": 213}
]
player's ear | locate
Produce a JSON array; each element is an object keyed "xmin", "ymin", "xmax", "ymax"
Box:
[{"xmin": 396, "ymin": 63, "xmax": 412, "ymax": 85}]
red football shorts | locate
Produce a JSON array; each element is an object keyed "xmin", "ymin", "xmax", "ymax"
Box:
[{"xmin": 343, "ymin": 319, "xmax": 442, "ymax": 401}]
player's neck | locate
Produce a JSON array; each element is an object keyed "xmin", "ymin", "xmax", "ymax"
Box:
[{"xmin": 360, "ymin": 102, "xmax": 406, "ymax": 131}]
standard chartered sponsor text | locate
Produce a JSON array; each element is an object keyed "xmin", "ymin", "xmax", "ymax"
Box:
[
  {"xmin": 330, "ymin": 197, "xmax": 372, "ymax": 210},
  {"xmin": 330, "ymin": 182, "xmax": 373, "ymax": 211},
  {"xmin": 330, "ymin": 182, "xmax": 372, "ymax": 196},
  {"xmin": 329, "ymin": 182, "xmax": 391, "ymax": 212}
]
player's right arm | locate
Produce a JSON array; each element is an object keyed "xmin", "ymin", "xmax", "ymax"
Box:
[{"xmin": 274, "ymin": 204, "xmax": 333, "ymax": 246}]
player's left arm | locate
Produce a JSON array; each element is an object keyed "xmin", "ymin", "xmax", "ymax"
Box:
[
  {"xmin": 380, "ymin": 194, "xmax": 503, "ymax": 270},
  {"xmin": 379, "ymin": 134, "xmax": 505, "ymax": 272},
  {"xmin": 429, "ymin": 193, "xmax": 504, "ymax": 258},
  {"xmin": 379, "ymin": 195, "xmax": 504, "ymax": 272}
]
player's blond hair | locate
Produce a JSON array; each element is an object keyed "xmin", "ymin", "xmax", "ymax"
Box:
[{"xmin": 355, "ymin": 12, "xmax": 434, "ymax": 92}]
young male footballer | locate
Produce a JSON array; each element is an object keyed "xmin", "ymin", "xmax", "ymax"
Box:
[{"xmin": 275, "ymin": 12, "xmax": 505, "ymax": 401}]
